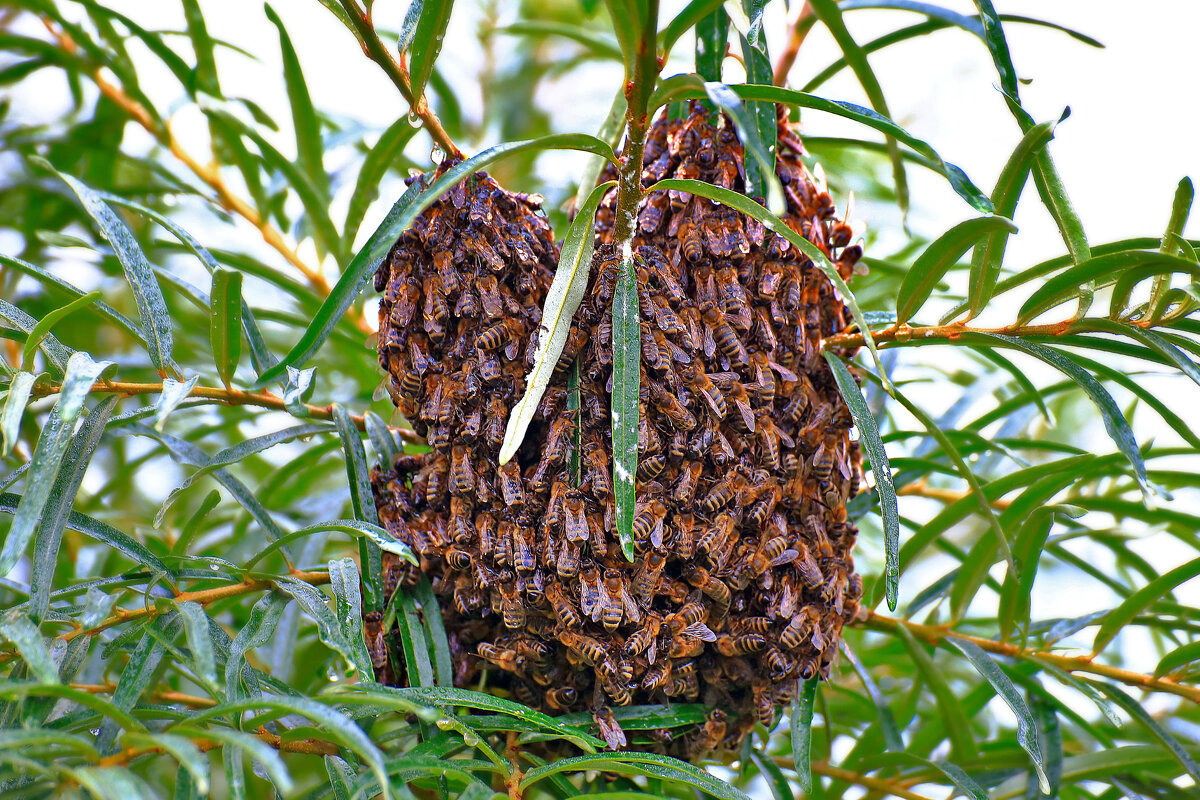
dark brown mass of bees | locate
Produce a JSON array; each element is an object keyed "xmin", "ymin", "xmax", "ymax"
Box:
[{"xmin": 368, "ymin": 104, "xmax": 866, "ymax": 757}]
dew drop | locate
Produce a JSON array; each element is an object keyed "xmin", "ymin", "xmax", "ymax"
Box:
[
  {"xmin": 407, "ymin": 110, "xmax": 420, "ymax": 127},
  {"xmin": 462, "ymin": 732, "xmax": 480, "ymax": 747},
  {"xmin": 431, "ymin": 144, "xmax": 444, "ymax": 165},
  {"xmin": 436, "ymin": 717, "xmax": 454, "ymax": 731}
]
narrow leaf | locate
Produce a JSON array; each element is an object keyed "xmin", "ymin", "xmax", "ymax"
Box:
[
  {"xmin": 210, "ymin": 268, "xmax": 243, "ymax": 388},
  {"xmin": 49, "ymin": 167, "xmax": 176, "ymax": 375},
  {"xmin": 612, "ymin": 252, "xmax": 640, "ymax": 563},
  {"xmin": 333, "ymin": 403, "xmax": 383, "ymax": 612},
  {"xmin": 405, "ymin": 0, "xmax": 454, "ymax": 103},
  {"xmin": 0, "ymin": 610, "xmax": 58, "ymax": 684},
  {"xmin": 330, "ymin": 557, "xmax": 375, "ymax": 681},
  {"xmin": 20, "ymin": 290, "xmax": 102, "ymax": 372},
  {"xmin": 1093, "ymin": 556, "xmax": 1200, "ymax": 656},
  {"xmin": 949, "ymin": 636, "xmax": 1049, "ymax": 793},
  {"xmin": 175, "ymin": 600, "xmax": 218, "ymax": 693},
  {"xmin": 791, "ymin": 676, "xmax": 819, "ymax": 793},
  {"xmin": 896, "ymin": 216, "xmax": 1017, "ymax": 324},
  {"xmin": 155, "ymin": 376, "xmax": 198, "ymax": 432},
  {"xmin": 265, "ymin": 5, "xmax": 329, "ymax": 205},
  {"xmin": 501, "ymin": 180, "xmax": 614, "ymax": 464},
  {"xmin": 1, "ymin": 371, "xmax": 38, "ymax": 456},
  {"xmin": 702, "ymin": 82, "xmax": 784, "ymax": 214},
  {"xmin": 1090, "ymin": 682, "xmax": 1200, "ymax": 784},
  {"xmin": 824, "ymin": 352, "xmax": 899, "ymax": 609}
]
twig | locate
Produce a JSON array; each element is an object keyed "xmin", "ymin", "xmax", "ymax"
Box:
[
  {"xmin": 773, "ymin": 2, "xmax": 816, "ymax": 86},
  {"xmin": 70, "ymin": 683, "xmax": 217, "ymax": 709},
  {"xmin": 335, "ymin": 0, "xmax": 462, "ymax": 160},
  {"xmin": 98, "ymin": 727, "xmax": 339, "ymax": 768},
  {"xmin": 27, "ymin": 379, "xmax": 422, "ymax": 444},
  {"xmin": 822, "ymin": 316, "xmax": 1168, "ymax": 354},
  {"xmin": 504, "ymin": 731, "xmax": 523, "ymax": 800},
  {"xmin": 860, "ymin": 611, "xmax": 1200, "ymax": 704},
  {"xmin": 44, "ymin": 20, "xmax": 337, "ymax": 300},
  {"xmin": 770, "ymin": 756, "xmax": 937, "ymax": 800},
  {"xmin": 898, "ymin": 483, "xmax": 1012, "ymax": 510}
]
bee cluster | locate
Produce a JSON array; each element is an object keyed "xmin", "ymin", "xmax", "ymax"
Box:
[{"xmin": 368, "ymin": 105, "xmax": 866, "ymax": 757}]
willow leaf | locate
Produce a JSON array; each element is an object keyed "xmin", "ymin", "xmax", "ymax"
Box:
[
  {"xmin": 613, "ymin": 251, "xmax": 640, "ymax": 562},
  {"xmin": 896, "ymin": 215, "xmax": 1017, "ymax": 323},
  {"xmin": 500, "ymin": 180, "xmax": 615, "ymax": 465}
]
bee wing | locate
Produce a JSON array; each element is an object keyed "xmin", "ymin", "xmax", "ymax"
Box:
[
  {"xmin": 770, "ymin": 549, "xmax": 799, "ymax": 568},
  {"xmin": 734, "ymin": 397, "xmax": 756, "ymax": 433},
  {"xmin": 621, "ymin": 587, "xmax": 642, "ymax": 622},
  {"xmin": 650, "ymin": 518, "xmax": 664, "ymax": 549},
  {"xmin": 769, "ymin": 359, "xmax": 798, "ymax": 382},
  {"xmin": 647, "ymin": 639, "xmax": 657, "ymax": 665},
  {"xmin": 682, "ymin": 621, "xmax": 718, "ymax": 642},
  {"xmin": 580, "ymin": 581, "xmax": 599, "ymax": 618}
]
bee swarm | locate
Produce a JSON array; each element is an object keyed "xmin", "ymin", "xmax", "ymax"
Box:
[{"xmin": 369, "ymin": 105, "xmax": 866, "ymax": 757}]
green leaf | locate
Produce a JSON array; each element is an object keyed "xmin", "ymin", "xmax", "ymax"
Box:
[
  {"xmin": 840, "ymin": 641, "xmax": 902, "ymax": 750},
  {"xmin": 0, "ymin": 298, "xmax": 74, "ymax": 376},
  {"xmin": 98, "ymin": 612, "xmax": 182, "ymax": 754},
  {"xmin": 948, "ymin": 637, "xmax": 1049, "ymax": 793},
  {"xmin": 255, "ymin": 132, "xmax": 616, "ymax": 386},
  {"xmin": 1090, "ymin": 682, "xmax": 1200, "ymax": 784},
  {"xmin": 501, "ymin": 180, "xmax": 614, "ymax": 465},
  {"xmin": 412, "ymin": 578, "xmax": 453, "ymax": 688},
  {"xmin": 154, "ymin": 376, "xmax": 198, "ymax": 433},
  {"xmin": 896, "ymin": 216, "xmax": 1017, "ymax": 324},
  {"xmin": 0, "ymin": 610, "xmax": 58, "ymax": 684},
  {"xmin": 653, "ymin": 77, "xmax": 990, "ymax": 212},
  {"xmin": 1092, "ymin": 555, "xmax": 1200, "ymax": 656},
  {"xmin": 98, "ymin": 193, "xmax": 274, "ymax": 373},
  {"xmin": 964, "ymin": 118, "xmax": 1057, "ymax": 317},
  {"xmin": 808, "ymin": 0, "xmax": 909, "ymax": 215},
  {"xmin": 702, "ymin": 82, "xmax": 784, "ymax": 214},
  {"xmin": 246, "ymin": 519, "xmax": 416, "ymax": 570},
  {"xmin": 1154, "ymin": 640, "xmax": 1200, "ymax": 679},
  {"xmin": 276, "ymin": 573, "xmax": 370, "ymax": 681},
  {"xmin": 333, "ymin": 404, "xmax": 383, "ymax": 613},
  {"xmin": 342, "ymin": 117, "xmax": 419, "ymax": 254},
  {"xmin": 997, "ymin": 506, "xmax": 1056, "ymax": 642},
  {"xmin": 694, "ymin": 7, "xmax": 728, "ymax": 82},
  {"xmin": 265, "ymin": 5, "xmax": 329, "ymax": 208},
  {"xmin": 0, "ymin": 352, "xmax": 114, "ymax": 575},
  {"xmin": 20, "ymin": 290, "xmax": 102, "ymax": 372},
  {"xmin": 498, "ymin": 21, "xmax": 623, "ymax": 60},
  {"xmin": 824, "ymin": 353, "xmax": 899, "ymax": 609},
  {"xmin": 209, "ymin": 268, "xmax": 243, "ymax": 388},
  {"xmin": 612, "ymin": 250, "xmax": 640, "ymax": 563},
  {"xmin": 330, "ymin": 557, "xmax": 375, "ymax": 681},
  {"xmin": 364, "ymin": 410, "xmax": 402, "ymax": 466},
  {"xmin": 1, "ymin": 371, "xmax": 38, "ymax": 457},
  {"xmin": 653, "ymin": 177, "xmax": 886, "ymax": 379},
  {"xmin": 181, "ymin": 0, "xmax": 219, "ymax": 95},
  {"xmin": 1016, "ymin": 250, "xmax": 1200, "ymax": 324},
  {"xmin": 174, "ymin": 600, "xmax": 218, "ymax": 693},
  {"xmin": 735, "ymin": 3, "xmax": 775, "ymax": 205},
  {"xmin": 791, "ymin": 676, "xmax": 819, "ymax": 793},
  {"xmin": 894, "ymin": 625, "xmax": 977, "ymax": 759},
  {"xmin": 225, "ymin": 591, "xmax": 289, "ymax": 701},
  {"xmin": 48, "ymin": 167, "xmax": 176, "ymax": 376},
  {"xmin": 521, "ymin": 752, "xmax": 752, "ymax": 800},
  {"xmin": 971, "ymin": 333, "xmax": 1151, "ymax": 497},
  {"xmin": 404, "ymin": 0, "xmax": 454, "ymax": 103},
  {"xmin": 30, "ymin": 395, "xmax": 119, "ymax": 621}
]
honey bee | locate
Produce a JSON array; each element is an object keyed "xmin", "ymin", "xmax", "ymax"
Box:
[
  {"xmin": 555, "ymin": 327, "xmax": 588, "ymax": 372},
  {"xmin": 811, "ymin": 430, "xmax": 840, "ymax": 483},
  {"xmin": 476, "ymin": 319, "xmax": 516, "ymax": 351},
  {"xmin": 497, "ymin": 462, "xmax": 524, "ymax": 508},
  {"xmin": 690, "ymin": 709, "xmax": 727, "ymax": 755},
  {"xmin": 674, "ymin": 461, "xmax": 703, "ymax": 506},
  {"xmin": 746, "ymin": 484, "xmax": 781, "ymax": 529},
  {"xmin": 498, "ymin": 579, "xmax": 525, "ymax": 629},
  {"xmin": 700, "ymin": 469, "xmax": 749, "ymax": 513},
  {"xmin": 702, "ymin": 307, "xmax": 748, "ymax": 366},
  {"xmin": 422, "ymin": 453, "xmax": 449, "ymax": 510},
  {"xmin": 558, "ymin": 630, "xmax": 607, "ymax": 665},
  {"xmin": 601, "ymin": 569, "xmax": 642, "ymax": 631},
  {"xmin": 640, "ymin": 658, "xmax": 671, "ymax": 691},
  {"xmin": 685, "ymin": 367, "xmax": 726, "ymax": 420},
  {"xmin": 680, "ymin": 218, "xmax": 705, "ymax": 263},
  {"xmin": 779, "ymin": 606, "xmax": 822, "ymax": 651},
  {"xmin": 595, "ymin": 250, "xmax": 622, "ymax": 306},
  {"xmin": 484, "ymin": 395, "xmax": 507, "ymax": 448},
  {"xmin": 583, "ymin": 440, "xmax": 612, "ymax": 500},
  {"xmin": 726, "ymin": 382, "xmax": 756, "ymax": 433},
  {"xmin": 696, "ymin": 512, "xmax": 737, "ymax": 561},
  {"xmin": 638, "ymin": 453, "xmax": 667, "ymax": 481},
  {"xmin": 554, "ymin": 494, "xmax": 585, "ymax": 545},
  {"xmin": 624, "ymin": 612, "xmax": 663, "ymax": 661},
  {"xmin": 453, "ymin": 575, "xmax": 486, "ymax": 615},
  {"xmin": 736, "ymin": 536, "xmax": 798, "ymax": 588},
  {"xmin": 632, "ymin": 552, "xmax": 667, "ymax": 602},
  {"xmin": 397, "ymin": 368, "xmax": 422, "ymax": 399},
  {"xmin": 512, "ymin": 526, "xmax": 536, "ymax": 575},
  {"xmin": 579, "ymin": 566, "xmax": 603, "ymax": 620},
  {"xmin": 599, "ymin": 665, "xmax": 633, "ymax": 705},
  {"xmin": 671, "ymin": 512, "xmax": 696, "ymax": 560},
  {"xmin": 449, "ymin": 445, "xmax": 476, "ymax": 497},
  {"xmin": 686, "ymin": 567, "xmax": 731, "ymax": 617},
  {"xmin": 651, "ymin": 385, "xmax": 696, "ymax": 432},
  {"xmin": 544, "ymin": 580, "xmax": 581, "ymax": 628},
  {"xmin": 477, "ymin": 642, "xmax": 525, "ymax": 673},
  {"xmin": 593, "ymin": 706, "xmax": 627, "ymax": 750},
  {"xmin": 715, "ymin": 267, "xmax": 752, "ymax": 330},
  {"xmin": 557, "ymin": 538, "xmax": 581, "ymax": 578},
  {"xmin": 477, "ymin": 351, "xmax": 502, "ymax": 383},
  {"xmin": 632, "ymin": 500, "xmax": 668, "ymax": 548},
  {"xmin": 545, "ymin": 686, "xmax": 578, "ymax": 711},
  {"xmin": 388, "ymin": 280, "xmax": 420, "ymax": 329},
  {"xmin": 716, "ymin": 633, "xmax": 768, "ymax": 656},
  {"xmin": 640, "ymin": 191, "xmax": 670, "ymax": 234},
  {"xmin": 444, "ymin": 545, "xmax": 473, "ymax": 570},
  {"xmin": 475, "ymin": 512, "xmax": 497, "ymax": 560},
  {"xmin": 795, "ymin": 541, "xmax": 825, "ymax": 589}
]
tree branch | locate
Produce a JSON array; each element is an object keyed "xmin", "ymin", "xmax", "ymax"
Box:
[
  {"xmin": 335, "ymin": 0, "xmax": 462, "ymax": 160},
  {"xmin": 773, "ymin": 2, "xmax": 816, "ymax": 86},
  {"xmin": 27, "ymin": 379, "xmax": 422, "ymax": 444}
]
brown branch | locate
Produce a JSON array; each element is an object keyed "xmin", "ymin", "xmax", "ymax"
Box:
[
  {"xmin": 44, "ymin": 20, "xmax": 338, "ymax": 301},
  {"xmin": 770, "ymin": 756, "xmax": 937, "ymax": 800},
  {"xmin": 28, "ymin": 379, "xmax": 422, "ymax": 444},
  {"xmin": 860, "ymin": 611, "xmax": 1200, "ymax": 704},
  {"xmin": 335, "ymin": 0, "xmax": 462, "ymax": 160},
  {"xmin": 98, "ymin": 726, "xmax": 339, "ymax": 768},
  {"xmin": 70, "ymin": 683, "xmax": 217, "ymax": 709},
  {"xmin": 504, "ymin": 731, "xmax": 523, "ymax": 800},
  {"xmin": 773, "ymin": 2, "xmax": 816, "ymax": 86},
  {"xmin": 897, "ymin": 483, "xmax": 1012, "ymax": 510}
]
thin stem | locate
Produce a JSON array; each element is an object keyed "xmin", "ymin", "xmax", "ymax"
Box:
[
  {"xmin": 861, "ymin": 610, "xmax": 1200, "ymax": 704},
  {"xmin": 773, "ymin": 2, "xmax": 816, "ymax": 86},
  {"xmin": 336, "ymin": 0, "xmax": 462, "ymax": 160},
  {"xmin": 44, "ymin": 20, "xmax": 336, "ymax": 300},
  {"xmin": 898, "ymin": 482, "xmax": 1013, "ymax": 509},
  {"xmin": 770, "ymin": 756, "xmax": 937, "ymax": 800},
  {"xmin": 98, "ymin": 728, "xmax": 339, "ymax": 768},
  {"xmin": 27, "ymin": 379, "xmax": 421, "ymax": 444},
  {"xmin": 611, "ymin": 0, "xmax": 664, "ymax": 249}
]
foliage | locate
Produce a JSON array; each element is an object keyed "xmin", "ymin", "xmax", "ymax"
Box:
[{"xmin": 1, "ymin": 1, "xmax": 1199, "ymax": 798}]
